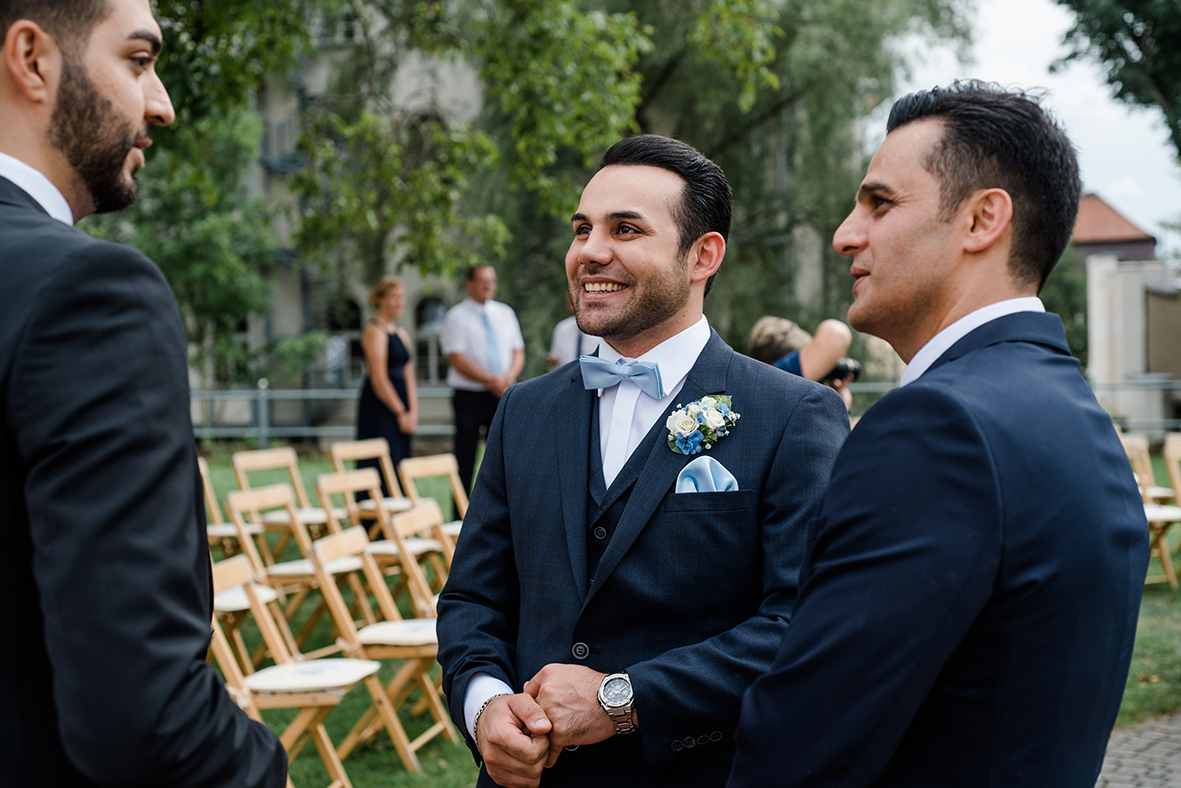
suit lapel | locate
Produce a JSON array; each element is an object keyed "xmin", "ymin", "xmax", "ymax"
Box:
[
  {"xmin": 584, "ymin": 331, "xmax": 733, "ymax": 608},
  {"xmin": 559, "ymin": 367, "xmax": 595, "ymax": 602},
  {"xmin": 927, "ymin": 312, "xmax": 1070, "ymax": 376},
  {"xmin": 0, "ymin": 176, "xmax": 50, "ymax": 215}
]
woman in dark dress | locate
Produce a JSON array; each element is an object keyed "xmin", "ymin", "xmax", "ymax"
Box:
[{"xmin": 357, "ymin": 276, "xmax": 416, "ymax": 491}]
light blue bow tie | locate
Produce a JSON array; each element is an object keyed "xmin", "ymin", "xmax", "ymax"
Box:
[{"xmin": 579, "ymin": 355, "xmax": 664, "ymax": 399}]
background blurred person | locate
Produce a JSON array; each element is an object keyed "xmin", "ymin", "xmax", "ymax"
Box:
[
  {"xmin": 547, "ymin": 302, "xmax": 598, "ymax": 369},
  {"xmin": 357, "ymin": 275, "xmax": 416, "ymax": 492},
  {"xmin": 749, "ymin": 316, "xmax": 857, "ymax": 408},
  {"xmin": 442, "ymin": 264, "xmax": 524, "ymax": 493}
]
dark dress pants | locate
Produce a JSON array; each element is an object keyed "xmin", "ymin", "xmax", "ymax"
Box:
[{"xmin": 452, "ymin": 388, "xmax": 501, "ymax": 495}]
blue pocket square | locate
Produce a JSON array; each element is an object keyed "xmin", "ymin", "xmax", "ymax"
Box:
[{"xmin": 675, "ymin": 456, "xmax": 739, "ymax": 493}]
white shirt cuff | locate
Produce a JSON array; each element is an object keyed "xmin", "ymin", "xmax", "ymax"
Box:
[{"xmin": 463, "ymin": 672, "xmax": 515, "ymax": 741}]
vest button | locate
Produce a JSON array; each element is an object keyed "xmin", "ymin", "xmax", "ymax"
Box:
[
  {"xmin": 683, "ymin": 736, "xmax": 696, "ymax": 748},
  {"xmin": 709, "ymin": 731, "xmax": 723, "ymax": 742},
  {"xmin": 571, "ymin": 642, "xmax": 589, "ymax": 659},
  {"xmin": 593, "ymin": 526, "xmax": 607, "ymax": 539},
  {"xmin": 671, "ymin": 740, "xmax": 683, "ymax": 752},
  {"xmin": 697, "ymin": 734, "xmax": 710, "ymax": 746}
]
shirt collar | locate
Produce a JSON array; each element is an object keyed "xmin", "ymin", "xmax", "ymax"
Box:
[
  {"xmin": 0, "ymin": 151, "xmax": 74, "ymax": 225},
  {"xmin": 900, "ymin": 297, "xmax": 1045, "ymax": 387},
  {"xmin": 596, "ymin": 315, "xmax": 711, "ymax": 395}
]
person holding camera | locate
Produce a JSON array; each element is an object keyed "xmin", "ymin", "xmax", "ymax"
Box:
[{"xmin": 748, "ymin": 317, "xmax": 859, "ymax": 409}]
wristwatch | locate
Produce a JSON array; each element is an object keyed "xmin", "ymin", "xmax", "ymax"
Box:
[{"xmin": 597, "ymin": 672, "xmax": 636, "ymax": 735}]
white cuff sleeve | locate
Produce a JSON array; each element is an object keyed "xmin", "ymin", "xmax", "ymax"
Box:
[{"xmin": 463, "ymin": 672, "xmax": 515, "ymax": 741}]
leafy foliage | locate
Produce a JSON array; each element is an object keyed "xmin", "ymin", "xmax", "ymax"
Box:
[{"xmin": 1055, "ymin": 0, "xmax": 1181, "ymax": 157}]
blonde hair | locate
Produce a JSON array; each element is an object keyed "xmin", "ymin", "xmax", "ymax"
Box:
[
  {"xmin": 748, "ymin": 316, "xmax": 813, "ymax": 364},
  {"xmin": 368, "ymin": 275, "xmax": 403, "ymax": 308}
]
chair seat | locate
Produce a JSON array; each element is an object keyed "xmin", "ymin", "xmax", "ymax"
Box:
[
  {"xmin": 266, "ymin": 555, "xmax": 364, "ymax": 578},
  {"xmin": 243, "ymin": 658, "xmax": 381, "ymax": 693},
  {"xmin": 1145, "ymin": 503, "xmax": 1181, "ymax": 524},
  {"xmin": 214, "ymin": 583, "xmax": 280, "ymax": 613},
  {"xmin": 1145, "ymin": 486, "xmax": 1175, "ymax": 503},
  {"xmin": 260, "ymin": 506, "xmax": 348, "ymax": 526},
  {"xmin": 208, "ymin": 522, "xmax": 264, "ymax": 539},
  {"xmin": 356, "ymin": 618, "xmax": 437, "ymax": 647},
  {"xmin": 365, "ymin": 538, "xmax": 445, "ymax": 558},
  {"xmin": 442, "ymin": 520, "xmax": 462, "ymax": 538},
  {"xmin": 358, "ymin": 496, "xmax": 414, "ymax": 514}
]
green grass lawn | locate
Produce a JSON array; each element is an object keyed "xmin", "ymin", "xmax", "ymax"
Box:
[{"xmin": 202, "ymin": 445, "xmax": 1181, "ymax": 786}]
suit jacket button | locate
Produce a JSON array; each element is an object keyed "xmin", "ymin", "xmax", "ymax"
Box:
[
  {"xmin": 571, "ymin": 642, "xmax": 589, "ymax": 659},
  {"xmin": 696, "ymin": 734, "xmax": 710, "ymax": 746},
  {"xmin": 709, "ymin": 731, "xmax": 723, "ymax": 742},
  {"xmin": 593, "ymin": 526, "xmax": 607, "ymax": 539},
  {"xmin": 671, "ymin": 740, "xmax": 683, "ymax": 752},
  {"xmin": 683, "ymin": 736, "xmax": 696, "ymax": 748}
]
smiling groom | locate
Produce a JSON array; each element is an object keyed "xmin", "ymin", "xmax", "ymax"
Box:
[{"xmin": 437, "ymin": 134, "xmax": 849, "ymax": 788}]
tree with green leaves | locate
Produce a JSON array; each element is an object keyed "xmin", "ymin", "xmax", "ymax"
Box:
[
  {"xmin": 1055, "ymin": 0, "xmax": 1181, "ymax": 157},
  {"xmin": 83, "ymin": 0, "xmax": 319, "ymax": 384}
]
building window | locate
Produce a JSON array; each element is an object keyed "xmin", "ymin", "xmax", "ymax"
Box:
[{"xmin": 415, "ymin": 296, "xmax": 449, "ymax": 384}]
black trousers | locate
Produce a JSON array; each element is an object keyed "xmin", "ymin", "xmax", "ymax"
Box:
[{"xmin": 452, "ymin": 389, "xmax": 501, "ymax": 495}]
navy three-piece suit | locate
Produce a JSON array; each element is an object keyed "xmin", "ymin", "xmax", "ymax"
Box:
[
  {"xmin": 437, "ymin": 331, "xmax": 849, "ymax": 786},
  {"xmin": 729, "ymin": 312, "xmax": 1149, "ymax": 787}
]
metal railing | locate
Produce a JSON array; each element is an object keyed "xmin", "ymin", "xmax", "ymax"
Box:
[{"xmin": 191, "ymin": 377, "xmax": 1181, "ymax": 447}]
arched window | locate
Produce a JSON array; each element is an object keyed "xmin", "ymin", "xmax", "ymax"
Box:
[
  {"xmin": 415, "ymin": 296, "xmax": 449, "ymax": 384},
  {"xmin": 326, "ymin": 298, "xmax": 363, "ymax": 386}
]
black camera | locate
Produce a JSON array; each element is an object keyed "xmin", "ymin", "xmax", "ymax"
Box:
[{"xmin": 822, "ymin": 357, "xmax": 861, "ymax": 383}]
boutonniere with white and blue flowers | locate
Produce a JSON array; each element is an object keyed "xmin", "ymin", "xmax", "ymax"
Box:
[{"xmin": 666, "ymin": 395, "xmax": 740, "ymax": 456}]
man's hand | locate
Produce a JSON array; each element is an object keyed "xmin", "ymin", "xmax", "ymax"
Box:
[
  {"xmin": 477, "ymin": 693, "xmax": 552, "ymax": 788},
  {"xmin": 488, "ymin": 374, "xmax": 514, "ymax": 399},
  {"xmin": 524, "ymin": 664, "xmax": 617, "ymax": 768}
]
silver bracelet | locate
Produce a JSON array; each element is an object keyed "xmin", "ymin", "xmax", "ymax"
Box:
[{"xmin": 474, "ymin": 692, "xmax": 511, "ymax": 756}]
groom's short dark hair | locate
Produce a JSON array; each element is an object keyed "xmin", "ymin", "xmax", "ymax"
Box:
[
  {"xmin": 599, "ymin": 134, "xmax": 732, "ymax": 296},
  {"xmin": 0, "ymin": 0, "xmax": 111, "ymax": 49}
]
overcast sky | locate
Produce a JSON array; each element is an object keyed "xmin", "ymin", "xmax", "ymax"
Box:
[{"xmin": 865, "ymin": 0, "xmax": 1181, "ymax": 255}]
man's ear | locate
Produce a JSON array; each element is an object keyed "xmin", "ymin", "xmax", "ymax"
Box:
[
  {"xmin": 3, "ymin": 21, "xmax": 60, "ymax": 106},
  {"xmin": 961, "ymin": 188, "xmax": 1013, "ymax": 254},
  {"xmin": 689, "ymin": 232, "xmax": 726, "ymax": 284}
]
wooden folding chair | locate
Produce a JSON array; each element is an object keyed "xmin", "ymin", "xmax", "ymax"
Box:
[
  {"xmin": 1162, "ymin": 433, "xmax": 1181, "ymax": 506},
  {"xmin": 232, "ymin": 447, "xmax": 348, "ymax": 562},
  {"xmin": 317, "ymin": 468, "xmax": 448, "ymax": 602},
  {"xmin": 225, "ymin": 483, "xmax": 373, "ymax": 660},
  {"xmin": 209, "ymin": 554, "xmax": 380, "ymax": 788},
  {"xmin": 201, "ymin": 455, "xmax": 264, "ymax": 557},
  {"xmin": 1119, "ymin": 432, "xmax": 1175, "ymax": 503},
  {"xmin": 328, "ymin": 439, "xmax": 414, "ymax": 534},
  {"xmin": 1119, "ymin": 433, "xmax": 1181, "ymax": 588},
  {"xmin": 310, "ymin": 527, "xmax": 459, "ymax": 771},
  {"xmin": 398, "ymin": 453, "xmax": 467, "ymax": 548}
]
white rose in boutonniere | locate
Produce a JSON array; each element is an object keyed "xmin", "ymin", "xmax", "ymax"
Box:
[{"xmin": 666, "ymin": 395, "xmax": 740, "ymax": 455}]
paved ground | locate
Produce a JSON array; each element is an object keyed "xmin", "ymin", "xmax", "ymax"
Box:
[{"xmin": 1099, "ymin": 715, "xmax": 1181, "ymax": 786}]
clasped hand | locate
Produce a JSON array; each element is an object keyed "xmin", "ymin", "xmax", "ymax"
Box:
[{"xmin": 478, "ymin": 665, "xmax": 617, "ymax": 788}]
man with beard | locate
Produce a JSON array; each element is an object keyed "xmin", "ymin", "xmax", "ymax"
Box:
[
  {"xmin": 436, "ymin": 134, "xmax": 849, "ymax": 788},
  {"xmin": 0, "ymin": 1, "xmax": 286, "ymax": 786}
]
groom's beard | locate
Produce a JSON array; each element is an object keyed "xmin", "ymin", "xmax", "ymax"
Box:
[{"xmin": 50, "ymin": 56, "xmax": 145, "ymax": 214}]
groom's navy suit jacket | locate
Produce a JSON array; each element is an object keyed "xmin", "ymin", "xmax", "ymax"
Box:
[
  {"xmin": 437, "ymin": 331, "xmax": 849, "ymax": 787},
  {"xmin": 0, "ymin": 177, "xmax": 286, "ymax": 787},
  {"xmin": 729, "ymin": 313, "xmax": 1149, "ymax": 787}
]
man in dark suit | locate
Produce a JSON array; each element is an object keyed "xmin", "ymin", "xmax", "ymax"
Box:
[
  {"xmin": 436, "ymin": 135, "xmax": 849, "ymax": 788},
  {"xmin": 0, "ymin": 1, "xmax": 286, "ymax": 785},
  {"xmin": 728, "ymin": 81, "xmax": 1149, "ymax": 787}
]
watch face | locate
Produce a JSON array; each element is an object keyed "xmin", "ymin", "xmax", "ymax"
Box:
[{"xmin": 603, "ymin": 677, "xmax": 631, "ymax": 705}]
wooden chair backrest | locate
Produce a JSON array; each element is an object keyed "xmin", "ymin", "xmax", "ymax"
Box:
[
  {"xmin": 398, "ymin": 454, "xmax": 468, "ymax": 518},
  {"xmin": 312, "ymin": 526, "xmax": 403, "ymax": 627},
  {"xmin": 198, "ymin": 456, "xmax": 226, "ymax": 524},
  {"xmin": 329, "ymin": 439, "xmax": 403, "ymax": 497},
  {"xmin": 210, "ymin": 553, "xmax": 295, "ymax": 666},
  {"xmin": 225, "ymin": 483, "xmax": 308, "ymax": 568},
  {"xmin": 391, "ymin": 500, "xmax": 445, "ymax": 542},
  {"xmin": 1164, "ymin": 433, "xmax": 1181, "ymax": 500},
  {"xmin": 316, "ymin": 468, "xmax": 386, "ymax": 534},
  {"xmin": 232, "ymin": 447, "xmax": 312, "ymax": 508},
  {"xmin": 1119, "ymin": 432, "xmax": 1156, "ymax": 502}
]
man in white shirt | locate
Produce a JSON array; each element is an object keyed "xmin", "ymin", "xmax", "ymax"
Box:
[
  {"xmin": 547, "ymin": 312, "xmax": 597, "ymax": 369},
  {"xmin": 436, "ymin": 134, "xmax": 848, "ymax": 788},
  {"xmin": 729, "ymin": 81, "xmax": 1148, "ymax": 788},
  {"xmin": 0, "ymin": 1, "xmax": 286, "ymax": 786},
  {"xmin": 442, "ymin": 264, "xmax": 525, "ymax": 493}
]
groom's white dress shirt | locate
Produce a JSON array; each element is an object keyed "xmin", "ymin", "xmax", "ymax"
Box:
[{"xmin": 462, "ymin": 315, "xmax": 713, "ymax": 737}]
